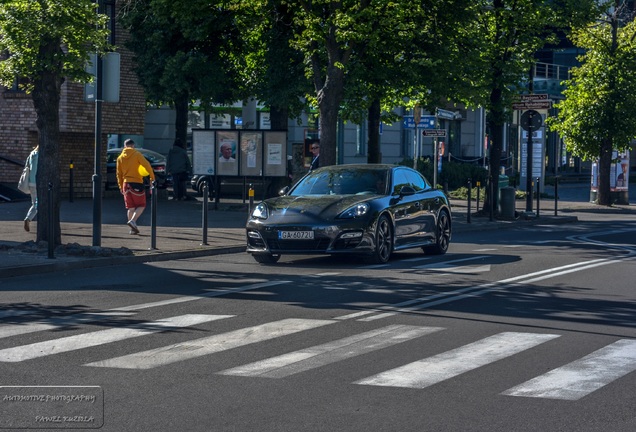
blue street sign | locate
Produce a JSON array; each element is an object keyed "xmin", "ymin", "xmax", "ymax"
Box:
[{"xmin": 403, "ymin": 115, "xmax": 436, "ymax": 129}]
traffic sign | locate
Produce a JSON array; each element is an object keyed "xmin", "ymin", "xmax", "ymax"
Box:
[
  {"xmin": 403, "ymin": 115, "xmax": 436, "ymax": 129},
  {"xmin": 422, "ymin": 129, "xmax": 446, "ymax": 137},
  {"xmin": 520, "ymin": 110, "xmax": 542, "ymax": 132},
  {"xmin": 512, "ymin": 101, "xmax": 551, "ymax": 110},
  {"xmin": 520, "ymin": 94, "xmax": 549, "ymax": 101}
]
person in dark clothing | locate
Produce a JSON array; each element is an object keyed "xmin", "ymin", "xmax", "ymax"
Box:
[
  {"xmin": 166, "ymin": 138, "xmax": 192, "ymax": 201},
  {"xmin": 309, "ymin": 143, "xmax": 320, "ymax": 171}
]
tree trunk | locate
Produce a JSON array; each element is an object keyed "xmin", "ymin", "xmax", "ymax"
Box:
[
  {"xmin": 31, "ymin": 65, "xmax": 63, "ymax": 246},
  {"xmin": 269, "ymin": 106, "xmax": 289, "ymax": 131},
  {"xmin": 174, "ymin": 93, "xmax": 189, "ymax": 146},
  {"xmin": 367, "ymin": 99, "xmax": 381, "ymax": 163},
  {"xmin": 484, "ymin": 85, "xmax": 505, "ymax": 215},
  {"xmin": 597, "ymin": 137, "xmax": 613, "ymax": 205}
]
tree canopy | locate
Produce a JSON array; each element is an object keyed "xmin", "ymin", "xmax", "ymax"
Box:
[
  {"xmin": 0, "ymin": 0, "xmax": 110, "ymax": 245},
  {"xmin": 547, "ymin": 1, "xmax": 636, "ymax": 204}
]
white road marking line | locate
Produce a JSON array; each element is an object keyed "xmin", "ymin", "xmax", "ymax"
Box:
[
  {"xmin": 0, "ymin": 314, "xmax": 231, "ymax": 362},
  {"xmin": 503, "ymin": 339, "xmax": 636, "ymax": 400},
  {"xmin": 355, "ymin": 332, "xmax": 560, "ymax": 389},
  {"xmin": 85, "ymin": 318, "xmax": 334, "ymax": 370},
  {"xmin": 313, "ymin": 272, "xmax": 342, "ymax": 277},
  {"xmin": 218, "ymin": 325, "xmax": 443, "ymax": 378},
  {"xmin": 112, "ymin": 281, "xmax": 291, "ymax": 311},
  {"xmin": 356, "ymin": 258, "xmax": 614, "ymax": 321}
]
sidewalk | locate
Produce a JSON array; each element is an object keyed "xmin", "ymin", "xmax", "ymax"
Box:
[{"xmin": 0, "ymin": 184, "xmax": 633, "ymax": 278}]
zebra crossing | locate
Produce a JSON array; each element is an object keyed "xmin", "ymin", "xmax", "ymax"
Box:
[{"xmin": 2, "ymin": 311, "xmax": 636, "ymax": 401}]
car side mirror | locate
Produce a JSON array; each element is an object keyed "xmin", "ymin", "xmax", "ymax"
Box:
[
  {"xmin": 279, "ymin": 186, "xmax": 290, "ymax": 196},
  {"xmin": 399, "ymin": 186, "xmax": 416, "ymax": 197}
]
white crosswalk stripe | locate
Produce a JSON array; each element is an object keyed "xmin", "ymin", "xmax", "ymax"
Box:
[
  {"xmin": 4, "ymin": 309, "xmax": 636, "ymax": 402},
  {"xmin": 0, "ymin": 314, "xmax": 231, "ymax": 362},
  {"xmin": 218, "ymin": 325, "xmax": 443, "ymax": 378},
  {"xmin": 0, "ymin": 312, "xmax": 137, "ymax": 339},
  {"xmin": 84, "ymin": 318, "xmax": 334, "ymax": 370},
  {"xmin": 354, "ymin": 332, "xmax": 560, "ymax": 389},
  {"xmin": 502, "ymin": 339, "xmax": 636, "ymax": 400}
]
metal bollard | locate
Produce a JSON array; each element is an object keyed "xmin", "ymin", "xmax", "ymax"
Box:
[
  {"xmin": 467, "ymin": 179, "xmax": 472, "ymax": 224},
  {"xmin": 536, "ymin": 177, "xmax": 540, "ymax": 218},
  {"xmin": 47, "ymin": 182, "xmax": 55, "ymax": 259},
  {"xmin": 489, "ymin": 175, "xmax": 493, "ymax": 222},
  {"xmin": 150, "ymin": 181, "xmax": 157, "ymax": 249},
  {"xmin": 248, "ymin": 184, "xmax": 255, "ymax": 215},
  {"xmin": 476, "ymin": 181, "xmax": 481, "ymax": 212},
  {"xmin": 201, "ymin": 182, "xmax": 208, "ymax": 245},
  {"xmin": 69, "ymin": 160, "xmax": 74, "ymax": 203},
  {"xmin": 554, "ymin": 176, "xmax": 559, "ymax": 216}
]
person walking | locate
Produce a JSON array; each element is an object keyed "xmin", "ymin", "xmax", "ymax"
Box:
[
  {"xmin": 166, "ymin": 138, "xmax": 192, "ymax": 201},
  {"xmin": 22, "ymin": 145, "xmax": 39, "ymax": 232},
  {"xmin": 116, "ymin": 139, "xmax": 155, "ymax": 234}
]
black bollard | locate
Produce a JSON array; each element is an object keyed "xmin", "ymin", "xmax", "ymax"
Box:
[
  {"xmin": 248, "ymin": 184, "xmax": 254, "ymax": 216},
  {"xmin": 69, "ymin": 160, "xmax": 74, "ymax": 203},
  {"xmin": 47, "ymin": 182, "xmax": 55, "ymax": 259},
  {"xmin": 489, "ymin": 175, "xmax": 494, "ymax": 222},
  {"xmin": 536, "ymin": 177, "xmax": 540, "ymax": 218},
  {"xmin": 201, "ymin": 182, "xmax": 208, "ymax": 245},
  {"xmin": 150, "ymin": 181, "xmax": 157, "ymax": 249},
  {"xmin": 554, "ymin": 176, "xmax": 559, "ymax": 216},
  {"xmin": 476, "ymin": 181, "xmax": 481, "ymax": 212},
  {"xmin": 467, "ymin": 179, "xmax": 472, "ymax": 224}
]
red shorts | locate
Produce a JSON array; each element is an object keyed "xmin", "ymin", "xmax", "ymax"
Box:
[{"xmin": 123, "ymin": 182, "xmax": 147, "ymax": 209}]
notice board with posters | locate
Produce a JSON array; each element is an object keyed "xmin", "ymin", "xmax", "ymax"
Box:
[
  {"xmin": 193, "ymin": 129, "xmax": 288, "ymax": 178},
  {"xmin": 192, "ymin": 129, "xmax": 216, "ymax": 175},
  {"xmin": 240, "ymin": 131, "xmax": 263, "ymax": 177},
  {"xmin": 264, "ymin": 131, "xmax": 287, "ymax": 177}
]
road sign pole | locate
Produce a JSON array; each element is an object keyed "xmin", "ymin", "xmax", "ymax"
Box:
[{"xmin": 526, "ymin": 121, "xmax": 534, "ymax": 212}]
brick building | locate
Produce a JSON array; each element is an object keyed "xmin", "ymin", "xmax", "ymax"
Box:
[{"xmin": 0, "ymin": 0, "xmax": 146, "ymax": 199}]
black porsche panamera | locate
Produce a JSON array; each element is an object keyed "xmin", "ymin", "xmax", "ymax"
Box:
[{"xmin": 245, "ymin": 164, "xmax": 452, "ymax": 264}]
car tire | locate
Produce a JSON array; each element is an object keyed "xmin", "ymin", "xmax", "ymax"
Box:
[
  {"xmin": 251, "ymin": 253, "xmax": 281, "ymax": 264},
  {"xmin": 369, "ymin": 214, "xmax": 393, "ymax": 264},
  {"xmin": 423, "ymin": 209, "xmax": 451, "ymax": 255}
]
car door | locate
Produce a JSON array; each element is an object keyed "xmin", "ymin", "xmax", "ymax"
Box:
[
  {"xmin": 390, "ymin": 168, "xmax": 428, "ymax": 248},
  {"xmin": 405, "ymin": 170, "xmax": 438, "ymax": 244}
]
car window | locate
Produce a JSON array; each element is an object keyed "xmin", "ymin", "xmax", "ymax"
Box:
[
  {"xmin": 391, "ymin": 169, "xmax": 410, "ymax": 195},
  {"xmin": 404, "ymin": 169, "xmax": 428, "ymax": 192},
  {"xmin": 291, "ymin": 168, "xmax": 389, "ymax": 196}
]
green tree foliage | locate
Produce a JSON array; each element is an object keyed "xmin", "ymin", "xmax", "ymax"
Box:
[
  {"xmin": 242, "ymin": 0, "xmax": 311, "ymax": 129},
  {"xmin": 452, "ymin": 0, "xmax": 598, "ymax": 213},
  {"xmin": 119, "ymin": 0, "xmax": 247, "ymax": 144},
  {"xmin": 0, "ymin": 0, "xmax": 110, "ymax": 245},
  {"xmin": 547, "ymin": 1, "xmax": 636, "ymax": 205}
]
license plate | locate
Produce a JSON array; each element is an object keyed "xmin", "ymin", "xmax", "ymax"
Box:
[{"xmin": 279, "ymin": 230, "xmax": 314, "ymax": 240}]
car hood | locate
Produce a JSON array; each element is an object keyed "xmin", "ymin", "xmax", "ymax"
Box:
[{"xmin": 263, "ymin": 194, "xmax": 376, "ymax": 222}]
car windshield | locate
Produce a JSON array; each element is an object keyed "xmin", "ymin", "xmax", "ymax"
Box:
[{"xmin": 290, "ymin": 167, "xmax": 389, "ymax": 196}]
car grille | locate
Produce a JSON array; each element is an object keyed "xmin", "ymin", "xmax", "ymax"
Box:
[{"xmin": 268, "ymin": 239, "xmax": 331, "ymax": 251}]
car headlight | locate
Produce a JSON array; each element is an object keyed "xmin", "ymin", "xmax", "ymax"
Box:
[
  {"xmin": 339, "ymin": 203, "xmax": 370, "ymax": 219},
  {"xmin": 252, "ymin": 202, "xmax": 269, "ymax": 220}
]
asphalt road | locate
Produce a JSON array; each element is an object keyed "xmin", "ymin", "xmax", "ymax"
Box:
[{"xmin": 1, "ymin": 213, "xmax": 635, "ymax": 432}]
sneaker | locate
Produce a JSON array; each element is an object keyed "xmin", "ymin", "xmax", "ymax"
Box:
[
  {"xmin": 24, "ymin": 219, "xmax": 30, "ymax": 232},
  {"xmin": 127, "ymin": 220, "xmax": 139, "ymax": 234},
  {"xmin": 129, "ymin": 229, "xmax": 136, "ymax": 235}
]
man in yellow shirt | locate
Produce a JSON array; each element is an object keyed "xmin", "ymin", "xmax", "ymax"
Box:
[{"xmin": 116, "ymin": 139, "xmax": 155, "ymax": 234}]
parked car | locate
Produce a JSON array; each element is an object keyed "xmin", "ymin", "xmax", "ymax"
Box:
[
  {"xmin": 190, "ymin": 175, "xmax": 289, "ymax": 200},
  {"xmin": 246, "ymin": 164, "xmax": 452, "ymax": 264},
  {"xmin": 106, "ymin": 148, "xmax": 169, "ymax": 190}
]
